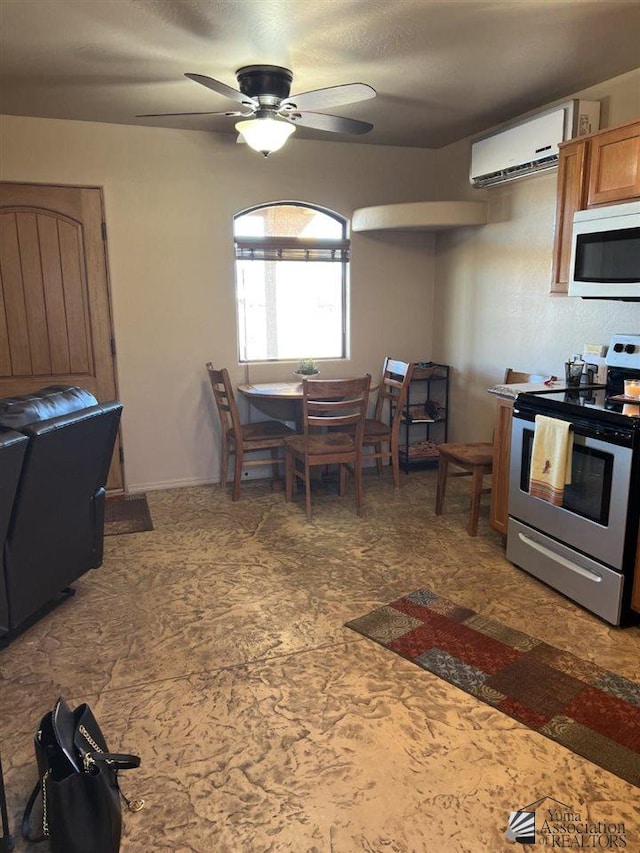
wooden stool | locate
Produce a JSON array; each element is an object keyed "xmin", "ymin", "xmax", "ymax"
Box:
[{"xmin": 435, "ymin": 442, "xmax": 493, "ymax": 536}]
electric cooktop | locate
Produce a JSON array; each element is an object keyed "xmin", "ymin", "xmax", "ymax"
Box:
[
  {"xmin": 517, "ymin": 333, "xmax": 640, "ymax": 428},
  {"xmin": 518, "ymin": 387, "xmax": 640, "ymax": 428}
]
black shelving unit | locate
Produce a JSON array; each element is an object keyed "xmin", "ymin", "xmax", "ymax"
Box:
[{"xmin": 399, "ymin": 362, "xmax": 449, "ymax": 472}]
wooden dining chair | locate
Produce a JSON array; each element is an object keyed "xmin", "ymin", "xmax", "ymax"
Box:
[
  {"xmin": 360, "ymin": 357, "xmax": 414, "ymax": 487},
  {"xmin": 206, "ymin": 364, "xmax": 296, "ymax": 501},
  {"xmin": 284, "ymin": 375, "xmax": 371, "ymax": 520},
  {"xmin": 435, "ymin": 367, "xmax": 545, "ymax": 535}
]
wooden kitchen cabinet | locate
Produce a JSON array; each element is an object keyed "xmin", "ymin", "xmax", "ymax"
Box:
[
  {"xmin": 550, "ymin": 139, "xmax": 588, "ymax": 294},
  {"xmin": 489, "ymin": 396, "xmax": 515, "ymax": 535},
  {"xmin": 587, "ymin": 121, "xmax": 640, "ymax": 206},
  {"xmin": 551, "ymin": 118, "xmax": 640, "ymax": 292},
  {"xmin": 489, "ymin": 370, "xmax": 546, "ymax": 535}
]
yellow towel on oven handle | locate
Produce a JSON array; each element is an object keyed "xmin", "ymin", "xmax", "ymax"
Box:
[{"xmin": 528, "ymin": 414, "xmax": 573, "ymax": 506}]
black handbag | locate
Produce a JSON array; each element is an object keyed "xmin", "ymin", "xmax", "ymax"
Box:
[{"xmin": 22, "ymin": 697, "xmax": 143, "ymax": 853}]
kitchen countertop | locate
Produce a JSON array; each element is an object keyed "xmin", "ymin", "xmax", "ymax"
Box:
[
  {"xmin": 488, "ymin": 382, "xmax": 608, "ymax": 400},
  {"xmin": 488, "ymin": 382, "xmax": 560, "ymax": 399}
]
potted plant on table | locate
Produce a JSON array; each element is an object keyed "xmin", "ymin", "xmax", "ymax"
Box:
[{"xmin": 294, "ymin": 358, "xmax": 319, "ymax": 378}]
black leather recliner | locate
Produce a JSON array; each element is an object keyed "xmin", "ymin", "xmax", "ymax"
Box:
[
  {"xmin": 0, "ymin": 386, "xmax": 122, "ymax": 639},
  {"xmin": 0, "ymin": 430, "xmax": 29, "ymax": 634}
]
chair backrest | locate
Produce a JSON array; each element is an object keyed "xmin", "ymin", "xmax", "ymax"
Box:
[
  {"xmin": 373, "ymin": 357, "xmax": 414, "ymax": 430},
  {"xmin": 206, "ymin": 364, "xmax": 242, "ymax": 437},
  {"xmin": 0, "ymin": 429, "xmax": 28, "ymax": 633},
  {"xmin": 3, "ymin": 398, "xmax": 122, "ymax": 631},
  {"xmin": 302, "ymin": 376, "xmax": 371, "ymax": 446},
  {"xmin": 503, "ymin": 368, "xmax": 547, "ymax": 384}
]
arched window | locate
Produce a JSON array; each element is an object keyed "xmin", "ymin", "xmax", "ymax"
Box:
[{"xmin": 234, "ymin": 202, "xmax": 349, "ymax": 363}]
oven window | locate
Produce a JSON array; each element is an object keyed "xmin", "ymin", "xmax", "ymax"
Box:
[{"xmin": 520, "ymin": 429, "xmax": 613, "ymax": 525}]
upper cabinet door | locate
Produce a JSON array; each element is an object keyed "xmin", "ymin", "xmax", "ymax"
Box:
[
  {"xmin": 587, "ymin": 120, "xmax": 640, "ymax": 206},
  {"xmin": 551, "ymin": 139, "xmax": 588, "ymax": 292}
]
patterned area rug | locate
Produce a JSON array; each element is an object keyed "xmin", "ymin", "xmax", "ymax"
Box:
[
  {"xmin": 104, "ymin": 494, "xmax": 153, "ymax": 536},
  {"xmin": 346, "ymin": 588, "xmax": 640, "ymax": 786}
]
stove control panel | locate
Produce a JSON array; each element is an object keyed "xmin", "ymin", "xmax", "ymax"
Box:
[{"xmin": 606, "ymin": 334, "xmax": 640, "ymax": 369}]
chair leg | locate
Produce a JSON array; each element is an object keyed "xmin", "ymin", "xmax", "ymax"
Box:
[
  {"xmin": 220, "ymin": 435, "xmax": 229, "ymax": 488},
  {"xmin": 285, "ymin": 449, "xmax": 293, "ymax": 502},
  {"xmin": 435, "ymin": 454, "xmax": 448, "ymax": 515},
  {"xmin": 304, "ymin": 461, "xmax": 312, "ymax": 521},
  {"xmin": 374, "ymin": 442, "xmax": 383, "ymax": 478},
  {"xmin": 468, "ymin": 466, "xmax": 484, "ymax": 537},
  {"xmin": 270, "ymin": 447, "xmax": 281, "ymax": 481},
  {"xmin": 339, "ymin": 464, "xmax": 348, "ymax": 496},
  {"xmin": 232, "ymin": 447, "xmax": 243, "ymax": 501},
  {"xmin": 390, "ymin": 439, "xmax": 400, "ymax": 487},
  {"xmin": 355, "ymin": 457, "xmax": 365, "ymax": 517}
]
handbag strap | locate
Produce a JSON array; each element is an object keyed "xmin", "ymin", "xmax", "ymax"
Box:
[
  {"xmin": 21, "ymin": 780, "xmax": 45, "ymax": 844},
  {"xmin": 85, "ymin": 752, "xmax": 141, "ymax": 771},
  {"xmin": 0, "ymin": 751, "xmax": 15, "ymax": 851},
  {"xmin": 89, "ymin": 752, "xmax": 145, "ymax": 811}
]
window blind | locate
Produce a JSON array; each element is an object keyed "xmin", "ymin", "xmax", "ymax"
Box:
[{"xmin": 235, "ymin": 237, "xmax": 350, "ymax": 262}]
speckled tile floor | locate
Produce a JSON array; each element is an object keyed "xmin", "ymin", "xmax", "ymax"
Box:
[{"xmin": 1, "ymin": 469, "xmax": 638, "ymax": 852}]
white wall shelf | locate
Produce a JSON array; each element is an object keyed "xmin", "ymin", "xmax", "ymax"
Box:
[{"xmin": 352, "ymin": 201, "xmax": 487, "ymax": 232}]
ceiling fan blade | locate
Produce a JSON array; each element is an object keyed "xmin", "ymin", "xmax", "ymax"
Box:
[
  {"xmin": 185, "ymin": 73, "xmax": 258, "ymax": 107},
  {"xmin": 286, "ymin": 112, "xmax": 373, "ymax": 135},
  {"xmin": 280, "ymin": 83, "xmax": 375, "ymax": 113},
  {"xmin": 136, "ymin": 110, "xmax": 252, "ymax": 118}
]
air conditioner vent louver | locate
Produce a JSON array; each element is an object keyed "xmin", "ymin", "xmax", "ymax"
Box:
[
  {"xmin": 472, "ymin": 155, "xmax": 559, "ymax": 188},
  {"xmin": 470, "ymin": 100, "xmax": 600, "ymax": 188}
]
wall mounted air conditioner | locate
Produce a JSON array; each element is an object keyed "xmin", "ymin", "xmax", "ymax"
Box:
[{"xmin": 470, "ymin": 100, "xmax": 600, "ymax": 188}]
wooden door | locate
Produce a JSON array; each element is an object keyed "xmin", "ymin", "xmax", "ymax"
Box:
[{"xmin": 0, "ymin": 182, "xmax": 124, "ymax": 491}]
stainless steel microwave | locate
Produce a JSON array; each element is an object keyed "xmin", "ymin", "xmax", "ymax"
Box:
[{"xmin": 568, "ymin": 200, "xmax": 640, "ymax": 300}]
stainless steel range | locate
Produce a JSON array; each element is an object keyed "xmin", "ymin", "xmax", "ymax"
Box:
[{"xmin": 506, "ymin": 333, "xmax": 640, "ymax": 625}]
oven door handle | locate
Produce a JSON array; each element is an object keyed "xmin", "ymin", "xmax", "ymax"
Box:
[{"xmin": 517, "ymin": 533, "xmax": 603, "ymax": 582}]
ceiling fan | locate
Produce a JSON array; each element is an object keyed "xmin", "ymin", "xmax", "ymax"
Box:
[{"xmin": 138, "ymin": 65, "xmax": 376, "ymax": 156}]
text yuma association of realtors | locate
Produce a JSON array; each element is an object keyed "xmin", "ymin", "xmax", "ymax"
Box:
[{"xmin": 539, "ymin": 808, "xmax": 627, "ymax": 848}]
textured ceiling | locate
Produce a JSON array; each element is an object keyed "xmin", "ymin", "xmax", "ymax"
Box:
[{"xmin": 0, "ymin": 0, "xmax": 639, "ymax": 148}]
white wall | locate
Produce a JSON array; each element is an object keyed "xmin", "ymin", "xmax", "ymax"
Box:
[
  {"xmin": 431, "ymin": 68, "xmax": 640, "ymax": 442},
  {"xmin": 0, "ymin": 117, "xmax": 439, "ymax": 490},
  {"xmin": 2, "ymin": 67, "xmax": 638, "ymax": 485}
]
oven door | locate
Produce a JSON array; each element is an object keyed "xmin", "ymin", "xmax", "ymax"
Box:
[{"xmin": 509, "ymin": 412, "xmax": 633, "ymax": 570}]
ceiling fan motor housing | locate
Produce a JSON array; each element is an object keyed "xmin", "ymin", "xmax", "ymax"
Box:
[{"xmin": 236, "ymin": 65, "xmax": 293, "ymax": 102}]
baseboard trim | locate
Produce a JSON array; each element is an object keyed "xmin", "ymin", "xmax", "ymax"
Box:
[
  {"xmin": 127, "ymin": 457, "xmax": 385, "ymax": 494},
  {"xmin": 126, "ymin": 475, "xmax": 218, "ymax": 492}
]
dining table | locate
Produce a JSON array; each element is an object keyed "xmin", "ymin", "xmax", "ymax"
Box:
[
  {"xmin": 237, "ymin": 378, "xmax": 377, "ymax": 430},
  {"xmin": 237, "ymin": 381, "xmax": 305, "ymax": 427},
  {"xmin": 238, "ymin": 378, "xmax": 377, "ymax": 491}
]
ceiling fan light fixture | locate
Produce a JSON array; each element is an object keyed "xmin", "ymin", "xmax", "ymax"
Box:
[{"xmin": 235, "ymin": 116, "xmax": 295, "ymax": 156}]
